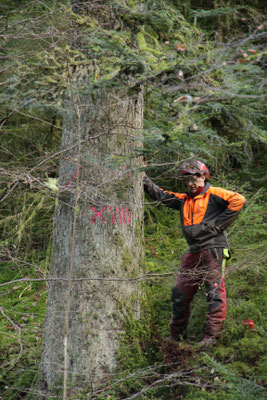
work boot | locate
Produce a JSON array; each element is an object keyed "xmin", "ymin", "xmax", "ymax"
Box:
[
  {"xmin": 166, "ymin": 335, "xmax": 183, "ymax": 344},
  {"xmin": 196, "ymin": 336, "xmax": 216, "ymax": 347}
]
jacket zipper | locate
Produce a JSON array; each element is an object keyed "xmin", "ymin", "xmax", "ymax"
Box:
[{"xmin": 191, "ymin": 199, "xmax": 194, "ymax": 225}]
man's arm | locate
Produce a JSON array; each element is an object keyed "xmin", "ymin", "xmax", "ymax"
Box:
[
  {"xmin": 143, "ymin": 175, "xmax": 186, "ymax": 210},
  {"xmin": 211, "ymin": 187, "xmax": 246, "ymax": 232}
]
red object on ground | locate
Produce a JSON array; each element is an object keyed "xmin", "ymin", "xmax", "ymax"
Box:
[{"xmin": 242, "ymin": 319, "xmax": 256, "ymax": 330}]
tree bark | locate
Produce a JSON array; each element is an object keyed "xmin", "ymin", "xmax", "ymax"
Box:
[
  {"xmin": 39, "ymin": 2, "xmax": 144, "ymax": 396},
  {"xmin": 40, "ymin": 86, "xmax": 144, "ymax": 398}
]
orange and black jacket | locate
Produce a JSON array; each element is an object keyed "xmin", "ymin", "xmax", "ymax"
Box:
[{"xmin": 144, "ymin": 176, "xmax": 245, "ymax": 253}]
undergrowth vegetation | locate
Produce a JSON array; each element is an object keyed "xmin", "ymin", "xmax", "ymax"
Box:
[{"xmin": 0, "ymin": 0, "xmax": 266, "ymax": 399}]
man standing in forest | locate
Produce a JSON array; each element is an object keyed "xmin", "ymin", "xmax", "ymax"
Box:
[{"xmin": 143, "ymin": 160, "xmax": 245, "ymax": 346}]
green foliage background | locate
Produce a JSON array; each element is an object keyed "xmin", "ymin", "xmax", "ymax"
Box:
[{"xmin": 0, "ymin": 0, "xmax": 266, "ymax": 399}]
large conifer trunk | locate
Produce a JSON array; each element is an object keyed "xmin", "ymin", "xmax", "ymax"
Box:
[
  {"xmin": 40, "ymin": 81, "xmax": 144, "ymax": 397},
  {"xmin": 40, "ymin": 2, "xmax": 144, "ymax": 395}
]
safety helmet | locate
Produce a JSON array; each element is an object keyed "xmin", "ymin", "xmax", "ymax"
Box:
[{"xmin": 179, "ymin": 160, "xmax": 210, "ymax": 179}]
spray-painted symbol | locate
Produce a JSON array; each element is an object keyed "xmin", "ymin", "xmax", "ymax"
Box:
[
  {"xmin": 122, "ymin": 165, "xmax": 132, "ymax": 179},
  {"xmin": 110, "ymin": 206, "xmax": 119, "ymax": 224},
  {"xmin": 91, "ymin": 205, "xmax": 107, "ymax": 224},
  {"xmin": 119, "ymin": 208, "xmax": 131, "ymax": 225},
  {"xmin": 64, "ymin": 166, "xmax": 82, "ymax": 189},
  {"xmin": 91, "ymin": 205, "xmax": 131, "ymax": 226}
]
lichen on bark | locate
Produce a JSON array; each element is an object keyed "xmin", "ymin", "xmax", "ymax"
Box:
[{"xmin": 40, "ymin": 84, "xmax": 144, "ymax": 397}]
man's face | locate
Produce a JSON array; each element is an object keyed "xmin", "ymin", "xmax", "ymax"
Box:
[{"xmin": 183, "ymin": 174, "xmax": 205, "ymax": 193}]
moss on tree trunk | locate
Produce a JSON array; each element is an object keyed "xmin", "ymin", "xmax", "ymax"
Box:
[{"xmin": 40, "ymin": 80, "xmax": 144, "ymax": 397}]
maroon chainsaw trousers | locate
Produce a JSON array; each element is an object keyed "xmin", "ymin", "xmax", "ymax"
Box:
[{"xmin": 170, "ymin": 248, "xmax": 227, "ymax": 340}]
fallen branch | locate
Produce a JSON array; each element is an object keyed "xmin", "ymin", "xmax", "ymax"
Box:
[{"xmin": 0, "ymin": 272, "xmax": 174, "ymax": 288}]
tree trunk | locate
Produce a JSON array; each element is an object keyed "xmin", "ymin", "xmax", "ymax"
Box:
[
  {"xmin": 39, "ymin": 0, "xmax": 145, "ymax": 390},
  {"xmin": 40, "ymin": 1, "xmax": 144, "ymax": 395},
  {"xmin": 40, "ymin": 84, "xmax": 144, "ymax": 397}
]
